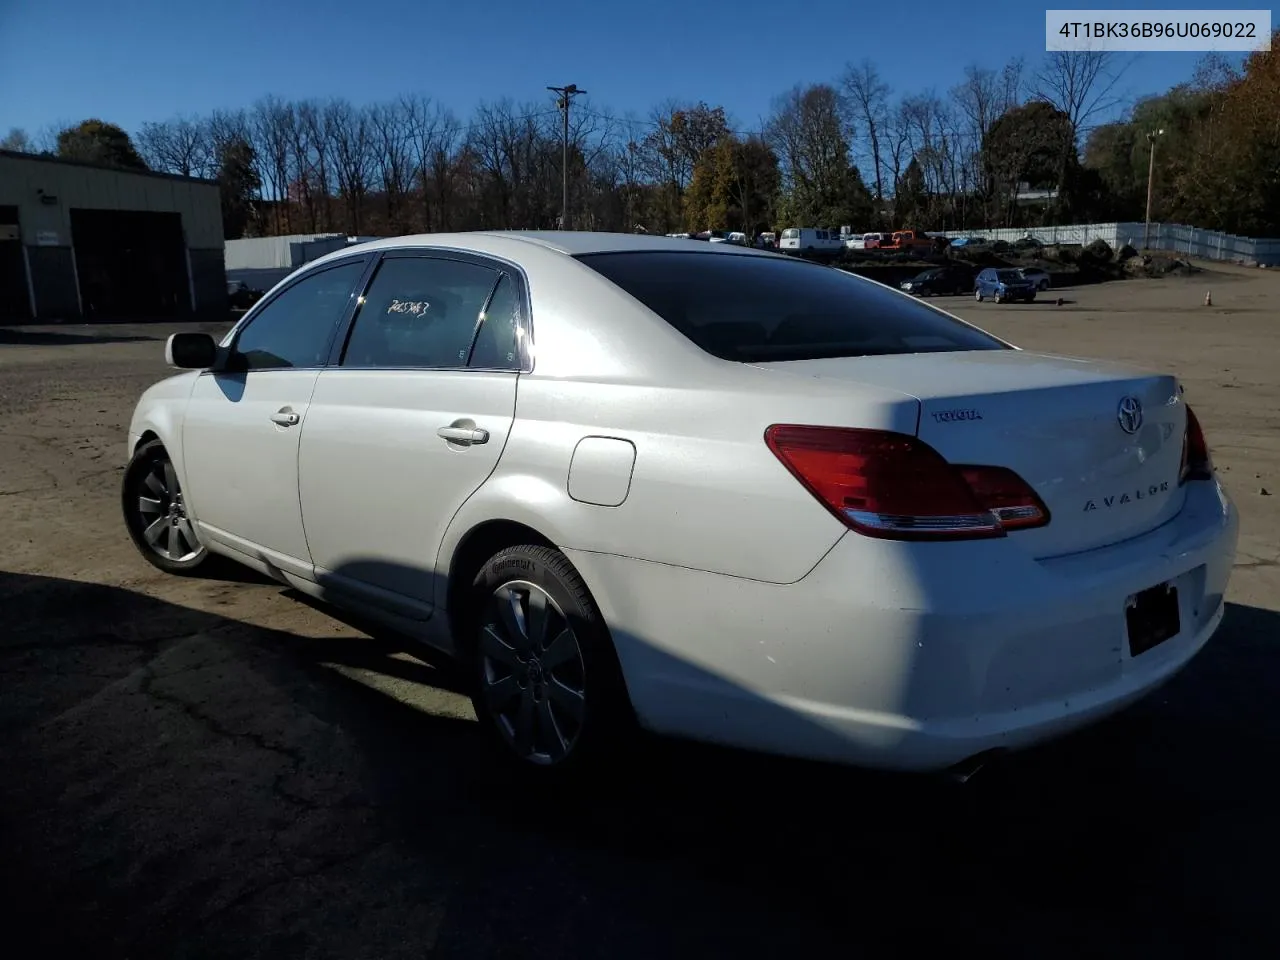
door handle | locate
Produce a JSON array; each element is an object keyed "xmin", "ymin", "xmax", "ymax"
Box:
[
  {"xmin": 437, "ymin": 425, "xmax": 489, "ymax": 445},
  {"xmin": 271, "ymin": 410, "xmax": 300, "ymax": 426}
]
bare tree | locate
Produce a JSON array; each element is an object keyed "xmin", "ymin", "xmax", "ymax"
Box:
[
  {"xmin": 282, "ymin": 100, "xmax": 315, "ymax": 232},
  {"xmin": 899, "ymin": 93, "xmax": 952, "ymax": 195},
  {"xmin": 293, "ymin": 101, "xmax": 336, "ymax": 232},
  {"xmin": 884, "ymin": 100, "xmax": 915, "ymax": 203},
  {"xmin": 468, "ymin": 99, "xmax": 551, "ymax": 228},
  {"xmin": 326, "ymin": 98, "xmax": 374, "ymax": 234},
  {"xmin": 952, "ymin": 62, "xmax": 1024, "ymax": 220},
  {"xmin": 1, "ymin": 128, "xmax": 34, "ymax": 152},
  {"xmin": 1000, "ymin": 57, "xmax": 1026, "ymax": 112},
  {"xmin": 204, "ymin": 109, "xmax": 250, "ymax": 157},
  {"xmin": 402, "ymin": 94, "xmax": 460, "ymax": 231},
  {"xmin": 250, "ymin": 97, "xmax": 296, "ymax": 234},
  {"xmin": 1035, "ymin": 49, "xmax": 1127, "ymax": 136},
  {"xmin": 136, "ymin": 116, "xmax": 210, "ymax": 176},
  {"xmin": 557, "ymin": 97, "xmax": 620, "ymax": 227},
  {"xmin": 612, "ymin": 116, "xmax": 651, "ymax": 231},
  {"xmin": 1034, "ymin": 49, "xmax": 1129, "ymax": 217},
  {"xmin": 841, "ymin": 59, "xmax": 890, "ymax": 201},
  {"xmin": 951, "ymin": 66, "xmax": 1000, "ymax": 148},
  {"xmin": 31, "ymin": 122, "xmax": 68, "ymax": 154},
  {"xmin": 369, "ymin": 100, "xmax": 413, "ymax": 233}
]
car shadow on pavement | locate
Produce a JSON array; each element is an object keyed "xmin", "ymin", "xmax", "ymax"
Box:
[
  {"xmin": 0, "ymin": 327, "xmax": 160, "ymax": 346},
  {"xmin": 2, "ymin": 568, "xmax": 1278, "ymax": 959}
]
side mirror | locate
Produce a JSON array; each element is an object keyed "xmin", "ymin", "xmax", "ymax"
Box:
[{"xmin": 165, "ymin": 332, "xmax": 218, "ymax": 369}]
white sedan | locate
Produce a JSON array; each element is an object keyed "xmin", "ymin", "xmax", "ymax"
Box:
[{"xmin": 122, "ymin": 232, "xmax": 1239, "ymax": 778}]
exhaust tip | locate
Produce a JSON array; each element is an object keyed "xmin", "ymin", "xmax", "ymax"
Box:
[{"xmin": 945, "ymin": 748, "xmax": 1009, "ymax": 784}]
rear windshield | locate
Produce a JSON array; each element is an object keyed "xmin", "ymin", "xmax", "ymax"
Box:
[
  {"xmin": 575, "ymin": 251, "xmax": 1009, "ymax": 362},
  {"xmin": 781, "ymin": 229, "xmax": 800, "ymax": 239}
]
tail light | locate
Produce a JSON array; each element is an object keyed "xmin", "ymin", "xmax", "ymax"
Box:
[
  {"xmin": 764, "ymin": 425, "xmax": 1050, "ymax": 541},
  {"xmin": 1179, "ymin": 404, "xmax": 1213, "ymax": 483}
]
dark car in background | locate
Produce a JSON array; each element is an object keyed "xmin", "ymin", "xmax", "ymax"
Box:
[{"xmin": 899, "ymin": 265, "xmax": 972, "ymax": 296}]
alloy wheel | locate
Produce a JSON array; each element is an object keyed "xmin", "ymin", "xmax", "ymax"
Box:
[
  {"xmin": 133, "ymin": 456, "xmax": 202, "ymax": 562},
  {"xmin": 478, "ymin": 580, "xmax": 587, "ymax": 765}
]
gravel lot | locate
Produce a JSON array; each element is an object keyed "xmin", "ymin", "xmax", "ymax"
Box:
[{"xmin": 2, "ymin": 268, "xmax": 1278, "ymax": 959}]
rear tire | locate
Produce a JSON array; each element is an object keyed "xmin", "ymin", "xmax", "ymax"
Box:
[
  {"xmin": 465, "ymin": 544, "xmax": 636, "ymax": 780},
  {"xmin": 121, "ymin": 439, "xmax": 211, "ymax": 575}
]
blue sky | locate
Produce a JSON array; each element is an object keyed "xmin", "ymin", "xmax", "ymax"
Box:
[{"xmin": 0, "ymin": 0, "xmax": 1261, "ymax": 139}]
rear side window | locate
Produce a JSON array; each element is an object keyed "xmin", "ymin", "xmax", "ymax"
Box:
[
  {"xmin": 575, "ymin": 252, "xmax": 1008, "ymax": 363},
  {"xmin": 341, "ymin": 256, "xmax": 499, "ymax": 368},
  {"xmin": 467, "ymin": 273, "xmax": 523, "ymax": 370}
]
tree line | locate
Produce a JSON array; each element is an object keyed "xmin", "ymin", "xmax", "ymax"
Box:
[{"xmin": 2, "ymin": 34, "xmax": 1275, "ymax": 241}]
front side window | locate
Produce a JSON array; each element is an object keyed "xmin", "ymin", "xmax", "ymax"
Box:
[
  {"xmin": 576, "ymin": 251, "xmax": 1009, "ymax": 363},
  {"xmin": 341, "ymin": 256, "xmax": 500, "ymax": 368},
  {"xmin": 230, "ymin": 260, "xmax": 366, "ymax": 371}
]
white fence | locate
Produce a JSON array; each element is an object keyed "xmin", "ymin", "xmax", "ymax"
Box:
[
  {"xmin": 941, "ymin": 221, "xmax": 1280, "ymax": 267},
  {"xmin": 224, "ymin": 233, "xmax": 349, "ymax": 270},
  {"xmin": 224, "ymin": 233, "xmax": 382, "ymax": 291}
]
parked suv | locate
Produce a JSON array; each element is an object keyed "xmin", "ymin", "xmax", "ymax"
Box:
[{"xmin": 974, "ymin": 267, "xmax": 1037, "ymax": 303}]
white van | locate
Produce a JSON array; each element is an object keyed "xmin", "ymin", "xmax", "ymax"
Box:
[{"xmin": 779, "ymin": 227, "xmax": 844, "ymax": 254}]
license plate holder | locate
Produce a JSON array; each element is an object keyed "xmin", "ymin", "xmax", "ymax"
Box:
[{"xmin": 1126, "ymin": 582, "xmax": 1181, "ymax": 656}]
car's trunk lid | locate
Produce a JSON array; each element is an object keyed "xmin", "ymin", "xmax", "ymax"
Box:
[{"xmin": 751, "ymin": 350, "xmax": 1188, "ymax": 558}]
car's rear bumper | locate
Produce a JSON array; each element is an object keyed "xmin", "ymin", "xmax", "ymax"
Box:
[{"xmin": 567, "ymin": 478, "xmax": 1238, "ymax": 772}]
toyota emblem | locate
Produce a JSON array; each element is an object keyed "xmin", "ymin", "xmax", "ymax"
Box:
[{"xmin": 1117, "ymin": 396, "xmax": 1143, "ymax": 434}]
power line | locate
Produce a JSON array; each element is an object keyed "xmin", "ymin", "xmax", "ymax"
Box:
[
  {"xmin": 443, "ymin": 108, "xmax": 562, "ymax": 137},
  {"xmin": 580, "ymin": 106, "xmax": 1114, "ymax": 146}
]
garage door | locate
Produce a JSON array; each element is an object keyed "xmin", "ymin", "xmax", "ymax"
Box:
[
  {"xmin": 70, "ymin": 209, "xmax": 190, "ymax": 320},
  {"xmin": 0, "ymin": 206, "xmax": 31, "ymax": 321}
]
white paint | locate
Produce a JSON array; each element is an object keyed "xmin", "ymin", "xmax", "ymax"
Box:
[{"xmin": 567, "ymin": 436, "xmax": 637, "ymax": 507}]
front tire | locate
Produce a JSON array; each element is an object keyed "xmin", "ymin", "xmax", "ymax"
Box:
[
  {"xmin": 974, "ymin": 289, "xmax": 984, "ymax": 302},
  {"xmin": 121, "ymin": 439, "xmax": 210, "ymax": 575},
  {"xmin": 466, "ymin": 545, "xmax": 635, "ymax": 777}
]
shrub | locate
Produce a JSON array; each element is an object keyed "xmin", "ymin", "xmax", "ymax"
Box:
[{"xmin": 1083, "ymin": 238, "xmax": 1114, "ymax": 263}]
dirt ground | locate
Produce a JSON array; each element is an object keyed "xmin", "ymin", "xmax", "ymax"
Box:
[{"xmin": 2, "ymin": 268, "xmax": 1278, "ymax": 959}]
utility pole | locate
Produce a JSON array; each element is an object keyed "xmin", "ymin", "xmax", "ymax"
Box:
[
  {"xmin": 1143, "ymin": 128, "xmax": 1165, "ymax": 251},
  {"xmin": 547, "ymin": 83, "xmax": 586, "ymax": 230}
]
